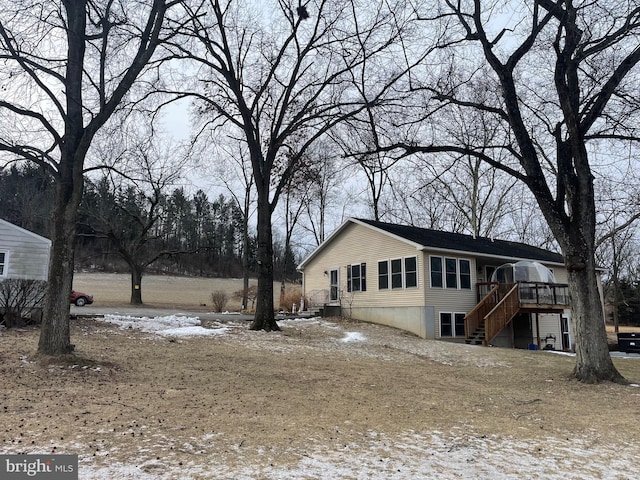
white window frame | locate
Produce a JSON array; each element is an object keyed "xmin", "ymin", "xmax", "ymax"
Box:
[
  {"xmin": 430, "ymin": 256, "xmax": 473, "ymax": 290},
  {"xmin": 378, "ymin": 256, "xmax": 418, "ymax": 290},
  {"xmin": 459, "ymin": 259, "xmax": 471, "ymax": 290},
  {"xmin": 0, "ymin": 250, "xmax": 7, "ymax": 277},
  {"xmin": 329, "ymin": 268, "xmax": 339, "ymax": 303},
  {"xmin": 347, "ymin": 263, "xmax": 366, "ymax": 292},
  {"xmin": 378, "ymin": 260, "xmax": 389, "ymax": 290},
  {"xmin": 439, "ymin": 312, "xmax": 466, "ymax": 338},
  {"xmin": 430, "ymin": 256, "xmax": 443, "ymax": 288},
  {"xmin": 404, "ymin": 256, "xmax": 418, "ymax": 288}
]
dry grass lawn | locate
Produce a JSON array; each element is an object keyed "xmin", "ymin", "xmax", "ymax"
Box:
[
  {"xmin": 1, "ymin": 273, "xmax": 638, "ymax": 478},
  {"xmin": 72, "ymin": 272, "xmax": 293, "ymax": 311}
]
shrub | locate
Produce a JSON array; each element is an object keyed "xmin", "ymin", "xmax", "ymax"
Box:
[
  {"xmin": 279, "ymin": 286, "xmax": 308, "ymax": 313},
  {"xmin": 210, "ymin": 290, "xmax": 229, "ymax": 313},
  {"xmin": 0, "ymin": 279, "xmax": 47, "ymax": 328},
  {"xmin": 232, "ymin": 285, "xmax": 257, "ymax": 311}
]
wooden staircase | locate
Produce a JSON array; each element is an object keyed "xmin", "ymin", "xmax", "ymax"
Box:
[
  {"xmin": 465, "ymin": 284, "xmax": 520, "ymax": 346},
  {"xmin": 466, "ymin": 324, "xmax": 486, "ymax": 345}
]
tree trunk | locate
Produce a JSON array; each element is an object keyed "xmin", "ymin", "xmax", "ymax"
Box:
[
  {"xmin": 38, "ymin": 1, "xmax": 87, "ymax": 356},
  {"xmin": 38, "ymin": 180, "xmax": 82, "ymax": 355},
  {"xmin": 241, "ymin": 195, "xmax": 250, "ymax": 311},
  {"xmin": 130, "ymin": 265, "xmax": 143, "ymax": 305},
  {"xmin": 250, "ymin": 196, "xmax": 279, "ymax": 331},
  {"xmin": 565, "ymin": 252, "xmax": 625, "ymax": 384}
]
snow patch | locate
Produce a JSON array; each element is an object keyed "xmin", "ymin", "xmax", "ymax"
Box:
[
  {"xmin": 341, "ymin": 331, "xmax": 366, "ymax": 343},
  {"xmin": 100, "ymin": 314, "xmax": 228, "ymax": 337}
]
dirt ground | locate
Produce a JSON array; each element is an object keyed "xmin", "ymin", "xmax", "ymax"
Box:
[{"xmin": 1, "ymin": 274, "xmax": 639, "ymax": 478}]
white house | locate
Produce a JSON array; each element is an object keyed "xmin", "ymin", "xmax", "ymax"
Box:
[
  {"xmin": 298, "ymin": 218, "xmax": 602, "ymax": 352},
  {"xmin": 0, "ymin": 218, "xmax": 51, "ymax": 281}
]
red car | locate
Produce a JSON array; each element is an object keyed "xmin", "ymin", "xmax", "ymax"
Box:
[{"xmin": 70, "ymin": 290, "xmax": 94, "ymax": 307}]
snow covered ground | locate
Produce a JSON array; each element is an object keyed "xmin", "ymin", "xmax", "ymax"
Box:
[{"xmin": 78, "ymin": 429, "xmax": 638, "ymax": 480}]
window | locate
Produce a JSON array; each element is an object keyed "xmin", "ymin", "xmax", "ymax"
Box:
[
  {"xmin": 405, "ymin": 257, "xmax": 417, "ymax": 288},
  {"xmin": 440, "ymin": 312, "xmax": 452, "ymax": 336},
  {"xmin": 0, "ymin": 251, "xmax": 6, "ymax": 276},
  {"xmin": 460, "ymin": 260, "xmax": 471, "ymax": 289},
  {"xmin": 485, "ymin": 265, "xmax": 496, "ymax": 283},
  {"xmin": 391, "ymin": 259, "xmax": 403, "ymax": 289},
  {"xmin": 378, "ymin": 261, "xmax": 388, "ymax": 290},
  {"xmin": 347, "ymin": 263, "xmax": 366, "ymax": 292},
  {"xmin": 445, "ymin": 258, "xmax": 457, "ymax": 288},
  {"xmin": 431, "ymin": 256, "xmax": 472, "ymax": 290},
  {"xmin": 379, "ymin": 256, "xmax": 418, "ymax": 290},
  {"xmin": 455, "ymin": 313, "xmax": 465, "ymax": 336},
  {"xmin": 440, "ymin": 312, "xmax": 466, "ymax": 338},
  {"xmin": 430, "ymin": 256, "xmax": 442, "ymax": 288}
]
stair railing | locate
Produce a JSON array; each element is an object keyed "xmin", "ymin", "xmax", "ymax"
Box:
[
  {"xmin": 483, "ymin": 283, "xmax": 520, "ymax": 345},
  {"xmin": 464, "ymin": 284, "xmax": 501, "ymax": 342}
]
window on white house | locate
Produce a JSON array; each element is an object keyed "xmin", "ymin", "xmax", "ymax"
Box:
[
  {"xmin": 0, "ymin": 251, "xmax": 6, "ymax": 276},
  {"xmin": 430, "ymin": 256, "xmax": 443, "ymax": 288},
  {"xmin": 445, "ymin": 257, "xmax": 457, "ymax": 288},
  {"xmin": 347, "ymin": 263, "xmax": 366, "ymax": 292},
  {"xmin": 431, "ymin": 256, "xmax": 472, "ymax": 290},
  {"xmin": 440, "ymin": 312, "xmax": 466, "ymax": 337},
  {"xmin": 379, "ymin": 256, "xmax": 419, "ymax": 290},
  {"xmin": 378, "ymin": 260, "xmax": 388, "ymax": 290},
  {"xmin": 391, "ymin": 259, "xmax": 403, "ymax": 289},
  {"xmin": 460, "ymin": 259, "xmax": 471, "ymax": 289},
  {"xmin": 405, "ymin": 256, "xmax": 417, "ymax": 288}
]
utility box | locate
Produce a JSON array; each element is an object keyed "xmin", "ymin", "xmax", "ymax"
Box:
[{"xmin": 617, "ymin": 332, "xmax": 640, "ymax": 353}]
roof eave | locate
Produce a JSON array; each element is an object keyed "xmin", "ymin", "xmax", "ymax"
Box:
[
  {"xmin": 298, "ymin": 217, "xmax": 424, "ymax": 270},
  {"xmin": 419, "ymin": 246, "xmax": 565, "ymax": 266}
]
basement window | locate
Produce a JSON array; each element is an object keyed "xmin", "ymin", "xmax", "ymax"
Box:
[{"xmin": 440, "ymin": 312, "xmax": 466, "ymax": 337}]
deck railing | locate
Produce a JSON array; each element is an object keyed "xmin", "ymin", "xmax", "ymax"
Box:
[
  {"xmin": 308, "ymin": 289, "xmax": 329, "ymax": 307},
  {"xmin": 468, "ymin": 281, "xmax": 570, "ymax": 345},
  {"xmin": 517, "ymin": 282, "xmax": 569, "ymax": 306}
]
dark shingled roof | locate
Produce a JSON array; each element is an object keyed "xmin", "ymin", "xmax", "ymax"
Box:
[{"xmin": 356, "ymin": 218, "xmax": 564, "ymax": 265}]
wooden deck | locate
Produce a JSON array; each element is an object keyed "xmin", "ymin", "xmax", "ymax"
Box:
[{"xmin": 465, "ymin": 282, "xmax": 569, "ymax": 346}]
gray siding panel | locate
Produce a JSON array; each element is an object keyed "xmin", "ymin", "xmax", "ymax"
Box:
[{"xmin": 0, "ymin": 219, "xmax": 51, "ymax": 280}]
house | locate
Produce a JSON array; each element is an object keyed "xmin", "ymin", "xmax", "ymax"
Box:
[
  {"xmin": 0, "ymin": 218, "xmax": 51, "ymax": 281},
  {"xmin": 298, "ymin": 218, "xmax": 601, "ymax": 352}
]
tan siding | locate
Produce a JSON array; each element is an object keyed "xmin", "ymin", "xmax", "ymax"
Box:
[
  {"xmin": 549, "ymin": 265, "xmax": 568, "ymax": 283},
  {"xmin": 303, "ymin": 223, "xmax": 425, "ymax": 308},
  {"xmin": 535, "ymin": 313, "xmax": 563, "ymax": 350},
  {"xmin": 422, "ymin": 251, "xmax": 478, "ymax": 337}
]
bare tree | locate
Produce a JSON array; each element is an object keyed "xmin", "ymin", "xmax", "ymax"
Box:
[
  {"xmin": 0, "ymin": 1, "xmax": 177, "ymax": 354},
  {"xmin": 386, "ymin": 151, "xmax": 516, "ymax": 238},
  {"xmin": 297, "ymin": 139, "xmax": 349, "ymax": 248},
  {"xmin": 204, "ymin": 139, "xmax": 256, "ymax": 311},
  {"xmin": 172, "ymin": 0, "xmax": 419, "ymax": 331},
  {"xmin": 81, "ymin": 137, "xmax": 186, "ymax": 305},
  {"xmin": 385, "ymin": 0, "xmax": 640, "ymax": 382},
  {"xmin": 595, "ymin": 172, "xmax": 640, "ymax": 333},
  {"xmin": 334, "ymin": 116, "xmax": 401, "ymax": 222}
]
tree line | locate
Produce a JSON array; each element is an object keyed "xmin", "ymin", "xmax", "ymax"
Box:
[{"xmin": 0, "ymin": 165, "xmax": 299, "ymax": 302}]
